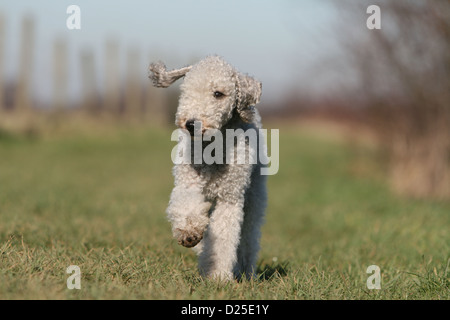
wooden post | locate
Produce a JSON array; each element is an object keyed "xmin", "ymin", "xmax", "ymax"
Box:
[
  {"xmin": 15, "ymin": 15, "xmax": 34, "ymax": 113},
  {"xmin": 80, "ymin": 49, "xmax": 98, "ymax": 113},
  {"xmin": 52, "ymin": 38, "xmax": 68, "ymax": 111},
  {"xmin": 0, "ymin": 14, "xmax": 5, "ymax": 111},
  {"xmin": 125, "ymin": 47, "xmax": 141, "ymax": 116},
  {"xmin": 103, "ymin": 39, "xmax": 120, "ymax": 114}
]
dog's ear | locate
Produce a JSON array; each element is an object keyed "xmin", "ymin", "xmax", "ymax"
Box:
[
  {"xmin": 148, "ymin": 61, "xmax": 192, "ymax": 88},
  {"xmin": 235, "ymin": 73, "xmax": 262, "ymax": 123}
]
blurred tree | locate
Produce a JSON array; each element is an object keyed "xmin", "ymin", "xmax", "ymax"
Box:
[{"xmin": 351, "ymin": 0, "xmax": 450, "ymax": 198}]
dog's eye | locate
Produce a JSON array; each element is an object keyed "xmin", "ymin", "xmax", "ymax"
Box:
[{"xmin": 213, "ymin": 91, "xmax": 225, "ymax": 99}]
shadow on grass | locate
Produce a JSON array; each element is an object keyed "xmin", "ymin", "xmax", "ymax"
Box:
[
  {"xmin": 181, "ymin": 261, "xmax": 290, "ymax": 284},
  {"xmin": 257, "ymin": 261, "xmax": 290, "ymax": 281}
]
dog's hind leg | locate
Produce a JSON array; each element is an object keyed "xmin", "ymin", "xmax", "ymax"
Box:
[{"xmin": 235, "ymin": 171, "xmax": 267, "ymax": 279}]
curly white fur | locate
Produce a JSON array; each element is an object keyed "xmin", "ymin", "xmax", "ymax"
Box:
[{"xmin": 149, "ymin": 56, "xmax": 267, "ymax": 280}]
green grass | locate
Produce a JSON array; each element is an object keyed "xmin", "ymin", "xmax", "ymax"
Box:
[{"xmin": 0, "ymin": 123, "xmax": 448, "ymax": 299}]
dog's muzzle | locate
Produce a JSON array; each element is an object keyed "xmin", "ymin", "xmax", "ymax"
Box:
[
  {"xmin": 185, "ymin": 119, "xmax": 207, "ymax": 137},
  {"xmin": 185, "ymin": 119, "xmax": 197, "ymax": 135}
]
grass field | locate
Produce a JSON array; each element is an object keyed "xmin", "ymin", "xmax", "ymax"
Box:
[{"xmin": 0, "ymin": 122, "xmax": 448, "ymax": 299}]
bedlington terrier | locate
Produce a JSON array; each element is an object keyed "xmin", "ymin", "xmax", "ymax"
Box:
[{"xmin": 149, "ymin": 56, "xmax": 267, "ymax": 280}]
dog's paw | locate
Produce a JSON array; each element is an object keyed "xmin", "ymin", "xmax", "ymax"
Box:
[{"xmin": 174, "ymin": 228, "xmax": 203, "ymax": 248}]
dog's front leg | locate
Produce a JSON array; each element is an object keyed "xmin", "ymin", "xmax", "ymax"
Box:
[
  {"xmin": 198, "ymin": 199, "xmax": 245, "ymax": 280},
  {"xmin": 167, "ymin": 166, "xmax": 211, "ymax": 248}
]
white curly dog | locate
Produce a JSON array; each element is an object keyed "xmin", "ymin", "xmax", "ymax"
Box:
[{"xmin": 149, "ymin": 56, "xmax": 267, "ymax": 280}]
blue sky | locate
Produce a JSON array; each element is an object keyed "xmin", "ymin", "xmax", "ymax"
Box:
[{"xmin": 0, "ymin": 0, "xmax": 341, "ymax": 104}]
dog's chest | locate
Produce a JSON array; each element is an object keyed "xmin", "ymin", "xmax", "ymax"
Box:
[{"xmin": 193, "ymin": 164, "xmax": 229, "ymax": 200}]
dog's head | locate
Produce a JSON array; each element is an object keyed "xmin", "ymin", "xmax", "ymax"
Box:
[{"xmin": 149, "ymin": 56, "xmax": 262, "ymax": 133}]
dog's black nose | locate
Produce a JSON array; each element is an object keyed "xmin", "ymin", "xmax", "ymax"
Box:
[{"xmin": 185, "ymin": 119, "xmax": 196, "ymax": 134}]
